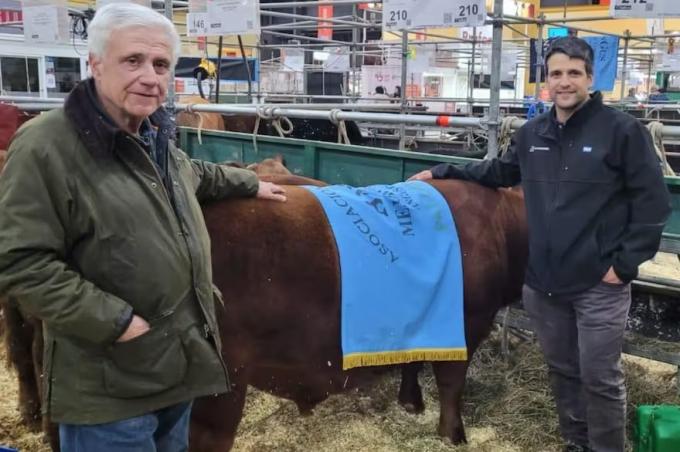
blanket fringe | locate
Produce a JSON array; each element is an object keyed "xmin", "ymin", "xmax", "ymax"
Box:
[{"xmin": 342, "ymin": 348, "xmax": 467, "ymax": 370}]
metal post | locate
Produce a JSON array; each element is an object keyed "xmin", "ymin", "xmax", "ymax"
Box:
[
  {"xmin": 256, "ymin": 39, "xmax": 262, "ymax": 103},
  {"xmin": 238, "ymin": 35, "xmax": 253, "ymax": 103},
  {"xmin": 399, "ymin": 30, "xmax": 408, "ymax": 150},
  {"xmin": 619, "ymin": 30, "xmax": 630, "ymax": 101},
  {"xmin": 468, "ymin": 27, "xmax": 476, "ymax": 116},
  {"xmin": 215, "ymin": 36, "xmax": 223, "ymax": 103},
  {"xmin": 646, "ymin": 47, "xmax": 653, "ymax": 101},
  {"xmin": 19, "ymin": 100, "xmax": 680, "ymax": 138},
  {"xmin": 164, "ymin": 0, "xmax": 175, "ymax": 114},
  {"xmin": 486, "ymin": 0, "xmax": 504, "ymax": 159},
  {"xmin": 351, "ymin": 3, "xmax": 359, "ymax": 104},
  {"xmin": 534, "ymin": 15, "xmax": 544, "ymax": 100}
]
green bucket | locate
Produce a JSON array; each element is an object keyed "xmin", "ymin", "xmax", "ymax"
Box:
[{"xmin": 635, "ymin": 405, "xmax": 680, "ymax": 452}]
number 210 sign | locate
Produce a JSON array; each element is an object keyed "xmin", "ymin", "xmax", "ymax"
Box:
[{"xmin": 382, "ymin": 0, "xmax": 486, "ymax": 31}]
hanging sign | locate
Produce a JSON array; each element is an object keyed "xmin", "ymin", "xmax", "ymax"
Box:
[
  {"xmin": 610, "ymin": 0, "xmax": 680, "ymax": 18},
  {"xmin": 45, "ymin": 57, "xmax": 56, "ymax": 89},
  {"xmin": 383, "ymin": 0, "xmax": 486, "ymax": 31},
  {"xmin": 22, "ymin": 5, "xmax": 60, "ymax": 43},
  {"xmin": 460, "ymin": 25, "xmax": 492, "ymax": 41},
  {"xmin": 206, "ymin": 0, "xmax": 260, "ymax": 35}
]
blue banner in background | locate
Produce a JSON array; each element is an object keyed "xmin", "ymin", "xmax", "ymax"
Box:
[
  {"xmin": 584, "ymin": 36, "xmax": 619, "ymax": 92},
  {"xmin": 548, "ymin": 27, "xmax": 569, "ymax": 38}
]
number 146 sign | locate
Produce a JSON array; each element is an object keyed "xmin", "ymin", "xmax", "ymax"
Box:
[{"xmin": 383, "ymin": 0, "xmax": 486, "ymax": 31}]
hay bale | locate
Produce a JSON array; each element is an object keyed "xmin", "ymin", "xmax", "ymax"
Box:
[{"xmin": 1, "ymin": 331, "xmax": 678, "ymax": 451}]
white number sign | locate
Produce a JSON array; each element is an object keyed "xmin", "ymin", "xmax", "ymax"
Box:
[
  {"xmin": 383, "ymin": 0, "xmax": 486, "ymax": 31},
  {"xmin": 187, "ymin": 12, "xmax": 208, "ymax": 36},
  {"xmin": 206, "ymin": 0, "xmax": 260, "ymax": 36}
]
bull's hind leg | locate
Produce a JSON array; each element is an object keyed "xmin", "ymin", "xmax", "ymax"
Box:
[
  {"xmin": 190, "ymin": 380, "xmax": 247, "ymax": 452},
  {"xmin": 432, "ymin": 361, "xmax": 470, "ymax": 444},
  {"xmin": 398, "ymin": 362, "xmax": 425, "ymax": 414}
]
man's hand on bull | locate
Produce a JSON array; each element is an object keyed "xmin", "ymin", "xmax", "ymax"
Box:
[
  {"xmin": 602, "ymin": 266, "xmax": 623, "ymax": 285},
  {"xmin": 408, "ymin": 170, "xmax": 433, "ymax": 181},
  {"xmin": 116, "ymin": 314, "xmax": 151, "ymax": 343},
  {"xmin": 257, "ymin": 181, "xmax": 287, "ymax": 202}
]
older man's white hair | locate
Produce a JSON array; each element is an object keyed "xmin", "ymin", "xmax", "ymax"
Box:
[{"xmin": 88, "ymin": 2, "xmax": 181, "ymax": 64}]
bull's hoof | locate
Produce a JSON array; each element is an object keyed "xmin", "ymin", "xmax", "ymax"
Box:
[
  {"xmin": 295, "ymin": 399, "xmax": 322, "ymax": 416},
  {"xmin": 296, "ymin": 406, "xmax": 315, "ymax": 417},
  {"xmin": 399, "ymin": 400, "xmax": 425, "ymax": 414},
  {"xmin": 398, "ymin": 385, "xmax": 425, "ymax": 414},
  {"xmin": 398, "ymin": 391, "xmax": 425, "ymax": 414},
  {"xmin": 18, "ymin": 407, "xmax": 42, "ymax": 431},
  {"xmin": 438, "ymin": 425, "xmax": 467, "ymax": 445}
]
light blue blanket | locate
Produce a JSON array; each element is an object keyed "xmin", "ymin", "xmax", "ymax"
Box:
[{"xmin": 304, "ymin": 181, "xmax": 466, "ymax": 369}]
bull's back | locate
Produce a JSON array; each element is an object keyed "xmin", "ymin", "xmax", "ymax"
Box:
[{"xmin": 202, "ymin": 186, "xmax": 341, "ymax": 366}]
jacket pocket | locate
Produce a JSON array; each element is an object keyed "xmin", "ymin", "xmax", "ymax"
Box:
[{"xmin": 103, "ymin": 324, "xmax": 187, "ymax": 399}]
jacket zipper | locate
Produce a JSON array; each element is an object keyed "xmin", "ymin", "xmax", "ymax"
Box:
[
  {"xmin": 544, "ymin": 126, "xmax": 565, "ymax": 296},
  {"xmin": 165, "ymin": 153, "xmax": 232, "ymax": 389}
]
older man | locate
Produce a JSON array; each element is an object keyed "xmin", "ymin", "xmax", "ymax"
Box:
[
  {"xmin": 410, "ymin": 36, "xmax": 671, "ymax": 452},
  {"xmin": 0, "ymin": 3, "xmax": 285, "ymax": 451}
]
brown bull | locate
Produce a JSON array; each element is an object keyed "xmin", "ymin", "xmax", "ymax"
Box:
[
  {"xmin": 0, "ymin": 106, "xmax": 50, "ymax": 439},
  {"xmin": 3, "ymin": 179, "xmax": 526, "ymax": 450},
  {"xmin": 221, "ymin": 114, "xmax": 364, "ymax": 145},
  {"xmin": 175, "ymin": 95, "xmax": 225, "ymax": 131},
  {"xmin": 190, "ymin": 180, "xmax": 528, "ymax": 450}
]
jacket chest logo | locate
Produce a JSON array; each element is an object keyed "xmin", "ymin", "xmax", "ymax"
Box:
[{"xmin": 582, "ymin": 146, "xmax": 592, "ymax": 153}]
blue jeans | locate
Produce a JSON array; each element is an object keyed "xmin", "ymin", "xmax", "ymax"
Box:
[{"xmin": 59, "ymin": 401, "xmax": 192, "ymax": 452}]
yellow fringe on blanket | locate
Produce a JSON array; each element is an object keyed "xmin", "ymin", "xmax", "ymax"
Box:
[{"xmin": 342, "ymin": 348, "xmax": 468, "ymax": 370}]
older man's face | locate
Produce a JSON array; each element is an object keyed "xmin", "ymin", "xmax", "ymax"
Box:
[{"xmin": 89, "ymin": 26, "xmax": 172, "ymax": 130}]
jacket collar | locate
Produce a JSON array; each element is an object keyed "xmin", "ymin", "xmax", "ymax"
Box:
[
  {"xmin": 536, "ymin": 91, "xmax": 603, "ymax": 140},
  {"xmin": 63, "ymin": 78, "xmax": 174, "ymax": 158}
]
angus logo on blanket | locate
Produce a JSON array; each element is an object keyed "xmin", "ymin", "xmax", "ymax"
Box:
[
  {"xmin": 324, "ymin": 189, "xmax": 400, "ymax": 263},
  {"xmin": 356, "ymin": 186, "xmax": 417, "ymax": 237}
]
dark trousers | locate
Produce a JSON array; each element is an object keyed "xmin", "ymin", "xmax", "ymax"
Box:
[
  {"xmin": 59, "ymin": 401, "xmax": 192, "ymax": 452},
  {"xmin": 523, "ymin": 282, "xmax": 631, "ymax": 452}
]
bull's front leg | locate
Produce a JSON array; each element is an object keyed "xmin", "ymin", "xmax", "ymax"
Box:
[
  {"xmin": 398, "ymin": 362, "xmax": 425, "ymax": 414},
  {"xmin": 432, "ymin": 361, "xmax": 470, "ymax": 444},
  {"xmin": 190, "ymin": 377, "xmax": 247, "ymax": 452},
  {"xmin": 3, "ymin": 304, "xmax": 42, "ymax": 430}
]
